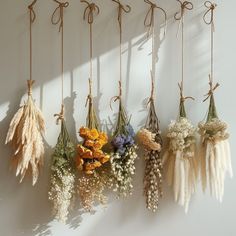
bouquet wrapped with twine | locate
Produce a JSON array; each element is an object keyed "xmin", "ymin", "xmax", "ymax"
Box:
[
  {"xmin": 110, "ymin": 85, "xmax": 138, "ymax": 198},
  {"xmin": 198, "ymin": 1, "xmax": 233, "ymax": 202},
  {"xmin": 76, "ymin": 80, "xmax": 112, "ymax": 212},
  {"xmin": 137, "ymin": 93, "xmax": 163, "ymax": 212},
  {"xmin": 164, "ymin": 92, "xmax": 198, "ymax": 212},
  {"xmin": 6, "ymin": 80, "xmax": 45, "ymax": 186},
  {"xmin": 198, "ymin": 80, "xmax": 233, "ymax": 201},
  {"xmin": 48, "ymin": 109, "xmax": 76, "ymax": 223}
]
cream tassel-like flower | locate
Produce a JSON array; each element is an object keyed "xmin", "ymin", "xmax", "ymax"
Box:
[
  {"xmin": 6, "ymin": 80, "xmax": 45, "ymax": 186},
  {"xmin": 198, "ymin": 95, "xmax": 233, "ymax": 202},
  {"xmin": 164, "ymin": 100, "xmax": 198, "ymax": 212}
]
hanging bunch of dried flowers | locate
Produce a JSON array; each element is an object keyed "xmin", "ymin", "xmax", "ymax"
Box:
[
  {"xmin": 198, "ymin": 1, "xmax": 233, "ymax": 202},
  {"xmin": 76, "ymin": 1, "xmax": 112, "ymax": 212},
  {"xmin": 110, "ymin": 92, "xmax": 137, "ymax": 198},
  {"xmin": 48, "ymin": 1, "xmax": 75, "ymax": 223},
  {"xmin": 5, "ymin": 2, "xmax": 45, "ymax": 186},
  {"xmin": 163, "ymin": 0, "xmax": 198, "ymax": 213},
  {"xmin": 137, "ymin": 77, "xmax": 163, "ymax": 213},
  {"xmin": 137, "ymin": 0, "xmax": 167, "ymax": 212},
  {"xmin": 76, "ymin": 81, "xmax": 112, "ymax": 212},
  {"xmin": 110, "ymin": 1, "xmax": 137, "ymax": 198},
  {"xmin": 48, "ymin": 109, "xmax": 75, "ymax": 223}
]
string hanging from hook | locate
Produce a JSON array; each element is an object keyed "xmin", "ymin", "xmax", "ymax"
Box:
[
  {"xmin": 203, "ymin": 1, "xmax": 219, "ymax": 101},
  {"xmin": 144, "ymin": 0, "xmax": 167, "ymax": 101},
  {"xmin": 51, "ymin": 0, "xmax": 69, "ymax": 121},
  {"xmin": 174, "ymin": 0, "xmax": 194, "ymax": 116},
  {"xmin": 112, "ymin": 0, "xmax": 131, "ymax": 98}
]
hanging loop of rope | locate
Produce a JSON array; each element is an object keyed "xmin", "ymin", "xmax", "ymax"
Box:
[
  {"xmin": 144, "ymin": 0, "xmax": 167, "ymax": 37},
  {"xmin": 28, "ymin": 0, "xmax": 38, "ymax": 84},
  {"xmin": 112, "ymin": 0, "xmax": 131, "ymax": 31},
  {"xmin": 203, "ymin": 1, "xmax": 217, "ymax": 25},
  {"xmin": 51, "ymin": 0, "xmax": 69, "ymax": 32},
  {"xmin": 174, "ymin": 0, "xmax": 193, "ymax": 21},
  {"xmin": 81, "ymin": 0, "xmax": 100, "ymax": 24}
]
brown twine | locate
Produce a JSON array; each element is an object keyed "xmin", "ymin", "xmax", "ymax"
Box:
[
  {"xmin": 174, "ymin": 0, "xmax": 193, "ymax": 103},
  {"xmin": 112, "ymin": 0, "xmax": 131, "ymax": 100},
  {"xmin": 28, "ymin": 0, "xmax": 37, "ymax": 93},
  {"xmin": 110, "ymin": 80, "xmax": 122, "ymax": 110},
  {"xmin": 144, "ymin": 0, "xmax": 167, "ymax": 104},
  {"xmin": 178, "ymin": 82, "xmax": 194, "ymax": 103},
  {"xmin": 54, "ymin": 104, "xmax": 65, "ymax": 124},
  {"xmin": 27, "ymin": 79, "xmax": 35, "ymax": 96},
  {"xmin": 203, "ymin": 1, "xmax": 217, "ymax": 101},
  {"xmin": 144, "ymin": 0, "xmax": 167, "ymax": 38},
  {"xmin": 85, "ymin": 78, "xmax": 93, "ymax": 107},
  {"xmin": 51, "ymin": 0, "xmax": 69, "ymax": 123},
  {"xmin": 81, "ymin": 1, "xmax": 99, "ymax": 102}
]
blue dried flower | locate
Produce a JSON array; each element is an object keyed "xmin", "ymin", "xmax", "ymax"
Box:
[
  {"xmin": 117, "ymin": 147, "xmax": 126, "ymax": 155},
  {"xmin": 111, "ymin": 135, "xmax": 125, "ymax": 149},
  {"xmin": 124, "ymin": 135, "xmax": 135, "ymax": 146},
  {"xmin": 125, "ymin": 124, "xmax": 135, "ymax": 137}
]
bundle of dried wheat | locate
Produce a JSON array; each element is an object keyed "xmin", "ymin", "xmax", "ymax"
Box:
[{"xmin": 6, "ymin": 80, "xmax": 45, "ymax": 185}]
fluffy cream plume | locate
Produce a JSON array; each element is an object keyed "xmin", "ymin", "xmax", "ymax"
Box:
[
  {"xmin": 198, "ymin": 118, "xmax": 233, "ymax": 202},
  {"xmin": 164, "ymin": 117, "xmax": 198, "ymax": 212},
  {"xmin": 5, "ymin": 80, "xmax": 45, "ymax": 185}
]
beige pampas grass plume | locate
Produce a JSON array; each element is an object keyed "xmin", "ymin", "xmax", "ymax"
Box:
[{"xmin": 6, "ymin": 80, "xmax": 45, "ymax": 186}]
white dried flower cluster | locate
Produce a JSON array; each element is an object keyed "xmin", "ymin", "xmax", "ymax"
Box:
[
  {"xmin": 167, "ymin": 117, "xmax": 196, "ymax": 158},
  {"xmin": 144, "ymin": 150, "xmax": 163, "ymax": 212},
  {"xmin": 78, "ymin": 172, "xmax": 110, "ymax": 212},
  {"xmin": 110, "ymin": 145, "xmax": 138, "ymax": 197},
  {"xmin": 48, "ymin": 167, "xmax": 75, "ymax": 224},
  {"xmin": 137, "ymin": 129, "xmax": 161, "ymax": 151},
  {"xmin": 198, "ymin": 118, "xmax": 229, "ymax": 142}
]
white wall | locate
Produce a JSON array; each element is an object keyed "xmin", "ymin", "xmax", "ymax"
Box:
[{"xmin": 0, "ymin": 0, "xmax": 235, "ymax": 235}]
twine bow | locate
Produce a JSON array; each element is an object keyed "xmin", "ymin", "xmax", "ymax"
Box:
[
  {"xmin": 51, "ymin": 0, "xmax": 69, "ymax": 32},
  {"xmin": 81, "ymin": 0, "xmax": 100, "ymax": 24},
  {"xmin": 85, "ymin": 78, "xmax": 93, "ymax": 107},
  {"xmin": 203, "ymin": 1, "xmax": 217, "ymax": 25},
  {"xmin": 110, "ymin": 81, "xmax": 122, "ymax": 110},
  {"xmin": 174, "ymin": 0, "xmax": 193, "ymax": 21},
  {"xmin": 144, "ymin": 0, "xmax": 167, "ymax": 38},
  {"xmin": 178, "ymin": 82, "xmax": 194, "ymax": 103},
  {"xmin": 54, "ymin": 104, "xmax": 65, "ymax": 124},
  {"xmin": 203, "ymin": 75, "xmax": 220, "ymax": 102}
]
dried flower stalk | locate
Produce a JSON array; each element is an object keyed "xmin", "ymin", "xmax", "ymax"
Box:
[
  {"xmin": 137, "ymin": 99, "xmax": 163, "ymax": 212},
  {"xmin": 6, "ymin": 80, "xmax": 45, "ymax": 185}
]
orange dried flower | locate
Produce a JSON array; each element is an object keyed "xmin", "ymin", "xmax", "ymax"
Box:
[
  {"xmin": 98, "ymin": 132, "xmax": 108, "ymax": 144},
  {"xmin": 84, "ymin": 140, "xmax": 95, "ymax": 148},
  {"xmin": 79, "ymin": 127, "xmax": 89, "ymax": 138},
  {"xmin": 101, "ymin": 155, "xmax": 110, "ymax": 164},
  {"xmin": 87, "ymin": 128, "xmax": 99, "ymax": 140}
]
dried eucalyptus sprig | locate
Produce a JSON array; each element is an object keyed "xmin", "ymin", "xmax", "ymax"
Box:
[
  {"xmin": 6, "ymin": 80, "xmax": 45, "ymax": 186},
  {"xmin": 137, "ymin": 98, "xmax": 163, "ymax": 212},
  {"xmin": 48, "ymin": 112, "xmax": 75, "ymax": 223},
  {"xmin": 110, "ymin": 95, "xmax": 138, "ymax": 198}
]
